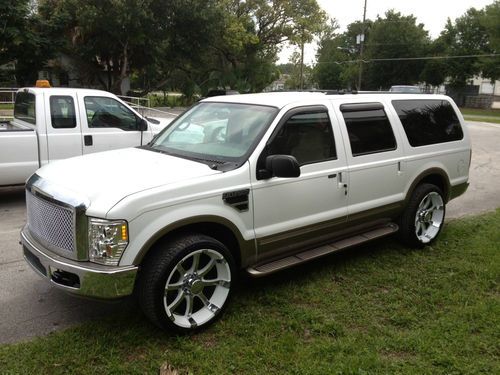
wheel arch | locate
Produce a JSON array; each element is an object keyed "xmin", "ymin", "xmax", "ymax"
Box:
[
  {"xmin": 405, "ymin": 168, "xmax": 451, "ymax": 204},
  {"xmin": 133, "ymin": 215, "xmax": 255, "ymax": 269}
]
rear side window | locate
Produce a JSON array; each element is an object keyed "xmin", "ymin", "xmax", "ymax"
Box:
[
  {"xmin": 341, "ymin": 103, "xmax": 397, "ymax": 157},
  {"xmin": 392, "ymin": 99, "xmax": 463, "ymax": 147},
  {"xmin": 14, "ymin": 92, "xmax": 36, "ymax": 125},
  {"xmin": 50, "ymin": 96, "xmax": 76, "ymax": 129}
]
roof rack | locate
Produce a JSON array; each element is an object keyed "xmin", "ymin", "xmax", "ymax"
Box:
[{"xmin": 324, "ymin": 89, "xmax": 358, "ymax": 95}]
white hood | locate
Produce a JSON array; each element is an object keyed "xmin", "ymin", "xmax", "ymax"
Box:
[{"xmin": 36, "ymin": 147, "xmax": 220, "ymax": 215}]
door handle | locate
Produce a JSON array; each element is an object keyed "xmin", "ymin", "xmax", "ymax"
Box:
[
  {"xmin": 338, "ymin": 172, "xmax": 348, "ymax": 195},
  {"xmin": 84, "ymin": 135, "xmax": 93, "ymax": 146}
]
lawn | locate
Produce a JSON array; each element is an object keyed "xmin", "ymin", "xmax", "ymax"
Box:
[
  {"xmin": 459, "ymin": 107, "xmax": 500, "ymax": 117},
  {"xmin": 460, "ymin": 107, "xmax": 500, "ymax": 124},
  {"xmin": 0, "ymin": 103, "xmax": 14, "ymax": 110},
  {"xmin": 1, "ymin": 210, "xmax": 499, "ymax": 374}
]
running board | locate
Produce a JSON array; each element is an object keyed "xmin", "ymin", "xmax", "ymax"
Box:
[{"xmin": 247, "ymin": 223, "xmax": 399, "ymax": 277}]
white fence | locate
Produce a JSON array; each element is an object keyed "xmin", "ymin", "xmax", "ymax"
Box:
[{"xmin": 0, "ymin": 88, "xmax": 17, "ymax": 104}]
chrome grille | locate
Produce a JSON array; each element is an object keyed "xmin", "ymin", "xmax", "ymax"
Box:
[{"xmin": 26, "ymin": 191, "xmax": 75, "ymax": 253}]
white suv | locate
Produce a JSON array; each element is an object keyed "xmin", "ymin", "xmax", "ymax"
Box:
[{"xmin": 21, "ymin": 92, "xmax": 471, "ymax": 332}]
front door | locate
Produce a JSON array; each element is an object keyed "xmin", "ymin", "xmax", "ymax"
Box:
[
  {"xmin": 251, "ymin": 105, "xmax": 349, "ymax": 262},
  {"xmin": 78, "ymin": 95, "xmax": 144, "ymax": 154}
]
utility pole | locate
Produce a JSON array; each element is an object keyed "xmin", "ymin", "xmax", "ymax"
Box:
[
  {"xmin": 300, "ymin": 39, "xmax": 305, "ymax": 90},
  {"xmin": 357, "ymin": 0, "xmax": 367, "ymax": 91}
]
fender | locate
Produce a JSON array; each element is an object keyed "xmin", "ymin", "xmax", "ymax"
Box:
[{"xmin": 132, "ymin": 215, "xmax": 255, "ymax": 267}]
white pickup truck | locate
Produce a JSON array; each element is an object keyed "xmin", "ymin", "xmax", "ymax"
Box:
[{"xmin": 0, "ymin": 87, "xmax": 173, "ymax": 186}]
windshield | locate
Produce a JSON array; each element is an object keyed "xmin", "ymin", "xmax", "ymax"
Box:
[{"xmin": 151, "ymin": 102, "xmax": 278, "ymax": 165}]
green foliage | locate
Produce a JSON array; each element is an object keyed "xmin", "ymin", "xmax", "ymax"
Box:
[
  {"xmin": 363, "ymin": 10, "xmax": 430, "ymax": 90},
  {"xmin": 435, "ymin": 4, "xmax": 498, "ymax": 86},
  {"xmin": 1, "ymin": 210, "xmax": 499, "ymax": 374},
  {"xmin": 0, "ymin": 0, "xmax": 53, "ymax": 86},
  {"xmin": 479, "ymin": 1, "xmax": 500, "ymax": 81},
  {"xmin": 31, "ymin": 0, "xmax": 326, "ymax": 96}
]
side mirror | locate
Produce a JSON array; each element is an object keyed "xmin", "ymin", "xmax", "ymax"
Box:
[
  {"xmin": 262, "ymin": 155, "xmax": 300, "ymax": 179},
  {"xmin": 138, "ymin": 118, "xmax": 148, "ymax": 131}
]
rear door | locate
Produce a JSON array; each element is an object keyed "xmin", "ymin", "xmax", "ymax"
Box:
[
  {"xmin": 334, "ymin": 101, "xmax": 406, "ymax": 218},
  {"xmin": 78, "ymin": 95, "xmax": 146, "ymax": 154},
  {"xmin": 44, "ymin": 92, "xmax": 83, "ymax": 163}
]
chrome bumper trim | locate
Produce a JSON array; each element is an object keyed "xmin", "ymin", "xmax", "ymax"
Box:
[{"xmin": 21, "ymin": 226, "xmax": 137, "ymax": 299}]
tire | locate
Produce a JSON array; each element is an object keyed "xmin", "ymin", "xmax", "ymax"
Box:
[
  {"xmin": 397, "ymin": 183, "xmax": 446, "ymax": 248},
  {"xmin": 137, "ymin": 233, "xmax": 235, "ymax": 333}
]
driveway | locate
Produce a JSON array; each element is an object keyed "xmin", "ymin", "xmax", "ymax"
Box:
[{"xmin": 0, "ymin": 121, "xmax": 499, "ymax": 344}]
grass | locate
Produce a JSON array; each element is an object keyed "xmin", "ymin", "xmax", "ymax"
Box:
[
  {"xmin": 1, "ymin": 211, "xmax": 499, "ymax": 374},
  {"xmin": 0, "ymin": 103, "xmax": 14, "ymax": 110},
  {"xmin": 460, "ymin": 108, "xmax": 500, "ymax": 124},
  {"xmin": 459, "ymin": 108, "xmax": 500, "ymax": 117},
  {"xmin": 463, "ymin": 116, "xmax": 500, "ymax": 124}
]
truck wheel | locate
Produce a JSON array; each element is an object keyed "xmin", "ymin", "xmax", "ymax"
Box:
[
  {"xmin": 398, "ymin": 183, "xmax": 446, "ymax": 248},
  {"xmin": 138, "ymin": 234, "xmax": 235, "ymax": 333}
]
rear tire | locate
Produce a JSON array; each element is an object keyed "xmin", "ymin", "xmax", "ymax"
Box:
[
  {"xmin": 398, "ymin": 183, "xmax": 446, "ymax": 248},
  {"xmin": 137, "ymin": 233, "xmax": 235, "ymax": 333}
]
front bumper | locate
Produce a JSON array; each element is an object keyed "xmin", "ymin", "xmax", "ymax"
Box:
[{"xmin": 21, "ymin": 226, "xmax": 137, "ymax": 299}]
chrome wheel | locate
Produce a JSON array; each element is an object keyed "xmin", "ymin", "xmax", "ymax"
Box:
[
  {"xmin": 414, "ymin": 191, "xmax": 444, "ymax": 243},
  {"xmin": 163, "ymin": 249, "xmax": 231, "ymax": 329}
]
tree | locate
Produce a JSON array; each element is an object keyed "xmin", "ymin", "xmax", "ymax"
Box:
[
  {"xmin": 362, "ymin": 10, "xmax": 430, "ymax": 90},
  {"xmin": 437, "ymin": 7, "xmax": 491, "ymax": 87},
  {"xmin": 0, "ymin": 0, "xmax": 52, "ymax": 86},
  {"xmin": 30, "ymin": 0, "xmax": 326, "ymax": 96},
  {"xmin": 38, "ymin": 0, "xmax": 165, "ymax": 94},
  {"xmin": 313, "ymin": 36, "xmax": 351, "ymax": 90},
  {"xmin": 479, "ymin": 0, "xmax": 500, "ymax": 81}
]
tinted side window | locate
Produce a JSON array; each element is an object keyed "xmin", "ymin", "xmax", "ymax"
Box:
[
  {"xmin": 392, "ymin": 100, "xmax": 463, "ymax": 147},
  {"xmin": 50, "ymin": 96, "xmax": 76, "ymax": 129},
  {"xmin": 267, "ymin": 111, "xmax": 336, "ymax": 165},
  {"xmin": 342, "ymin": 106, "xmax": 396, "ymax": 156},
  {"xmin": 84, "ymin": 96, "xmax": 138, "ymax": 131},
  {"xmin": 14, "ymin": 92, "xmax": 36, "ymax": 125}
]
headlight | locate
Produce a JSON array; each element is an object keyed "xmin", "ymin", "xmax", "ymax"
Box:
[{"xmin": 88, "ymin": 218, "xmax": 129, "ymax": 265}]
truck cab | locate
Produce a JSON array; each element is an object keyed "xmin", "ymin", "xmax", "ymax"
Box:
[{"xmin": 0, "ymin": 86, "xmax": 172, "ymax": 186}]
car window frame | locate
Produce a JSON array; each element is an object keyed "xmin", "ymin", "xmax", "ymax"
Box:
[
  {"xmin": 84, "ymin": 95, "xmax": 140, "ymax": 131},
  {"xmin": 259, "ymin": 105, "xmax": 338, "ymax": 170},
  {"xmin": 340, "ymin": 102, "xmax": 398, "ymax": 157}
]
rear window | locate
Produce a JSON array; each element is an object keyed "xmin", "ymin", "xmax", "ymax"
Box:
[
  {"xmin": 50, "ymin": 96, "xmax": 76, "ymax": 128},
  {"xmin": 392, "ymin": 99, "xmax": 463, "ymax": 147},
  {"xmin": 14, "ymin": 92, "xmax": 36, "ymax": 125}
]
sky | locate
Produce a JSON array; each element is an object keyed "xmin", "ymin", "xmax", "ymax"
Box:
[{"xmin": 278, "ymin": 0, "xmax": 495, "ymax": 64}]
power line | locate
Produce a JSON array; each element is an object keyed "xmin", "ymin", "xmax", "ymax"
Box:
[{"xmin": 316, "ymin": 53, "xmax": 500, "ymax": 65}]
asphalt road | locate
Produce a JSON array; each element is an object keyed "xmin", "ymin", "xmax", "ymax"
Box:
[{"xmin": 0, "ymin": 121, "xmax": 499, "ymax": 344}]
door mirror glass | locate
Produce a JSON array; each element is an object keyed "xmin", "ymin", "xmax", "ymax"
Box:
[
  {"xmin": 264, "ymin": 155, "xmax": 301, "ymax": 178},
  {"xmin": 138, "ymin": 118, "xmax": 148, "ymax": 131}
]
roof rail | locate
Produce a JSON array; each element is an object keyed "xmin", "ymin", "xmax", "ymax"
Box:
[{"xmin": 324, "ymin": 89, "xmax": 358, "ymax": 95}]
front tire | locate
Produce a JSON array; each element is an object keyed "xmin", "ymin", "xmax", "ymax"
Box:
[
  {"xmin": 398, "ymin": 183, "xmax": 446, "ymax": 248},
  {"xmin": 137, "ymin": 233, "xmax": 235, "ymax": 333}
]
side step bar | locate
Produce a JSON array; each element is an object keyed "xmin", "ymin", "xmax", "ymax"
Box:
[{"xmin": 247, "ymin": 223, "xmax": 398, "ymax": 277}]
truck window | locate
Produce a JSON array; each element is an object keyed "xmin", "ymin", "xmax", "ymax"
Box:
[
  {"xmin": 392, "ymin": 99, "xmax": 464, "ymax": 147},
  {"xmin": 14, "ymin": 92, "xmax": 36, "ymax": 125},
  {"xmin": 50, "ymin": 96, "xmax": 76, "ymax": 129},
  {"xmin": 84, "ymin": 96, "xmax": 138, "ymax": 131},
  {"xmin": 341, "ymin": 105, "xmax": 396, "ymax": 157},
  {"xmin": 267, "ymin": 111, "xmax": 337, "ymax": 166}
]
